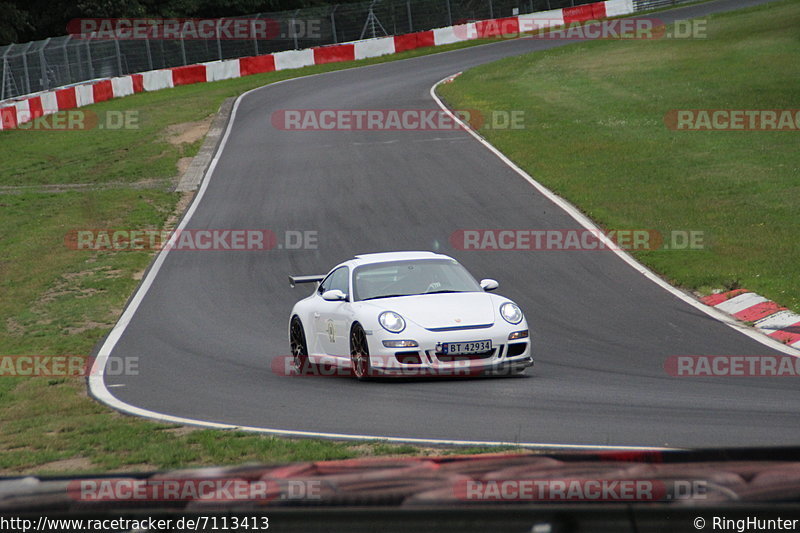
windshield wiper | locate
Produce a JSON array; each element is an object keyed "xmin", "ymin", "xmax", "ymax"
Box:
[{"xmin": 420, "ymin": 290, "xmax": 463, "ymax": 295}]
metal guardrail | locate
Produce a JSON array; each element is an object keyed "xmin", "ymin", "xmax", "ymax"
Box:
[
  {"xmin": 633, "ymin": 0, "xmax": 697, "ymax": 11},
  {"xmin": 0, "ymin": 0, "xmax": 593, "ymax": 102}
]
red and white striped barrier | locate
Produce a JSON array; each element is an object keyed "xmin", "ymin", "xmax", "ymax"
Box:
[
  {"xmin": 203, "ymin": 59, "xmax": 241, "ymax": 81},
  {"xmin": 354, "ymin": 37, "xmax": 396, "ymax": 59},
  {"xmin": 0, "ymin": 0, "xmax": 632, "ymax": 131},
  {"xmin": 0, "ymin": 72, "xmax": 146, "ymax": 129},
  {"xmin": 274, "ymin": 48, "xmax": 315, "ymax": 70},
  {"xmin": 703, "ymin": 290, "xmax": 800, "ymax": 349},
  {"xmin": 518, "ymin": 9, "xmax": 566, "ymax": 32},
  {"xmin": 605, "ymin": 0, "xmax": 635, "ymax": 17}
]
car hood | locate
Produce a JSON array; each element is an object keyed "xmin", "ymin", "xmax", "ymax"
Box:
[{"xmin": 362, "ymin": 292, "xmax": 499, "ymax": 329}]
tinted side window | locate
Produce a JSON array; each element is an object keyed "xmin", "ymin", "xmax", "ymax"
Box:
[{"xmin": 319, "ymin": 267, "xmax": 349, "ymax": 297}]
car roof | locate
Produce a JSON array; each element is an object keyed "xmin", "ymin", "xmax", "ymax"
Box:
[{"xmin": 344, "ymin": 251, "xmax": 454, "ymax": 268}]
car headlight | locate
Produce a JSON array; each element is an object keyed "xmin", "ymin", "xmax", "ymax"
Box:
[
  {"xmin": 379, "ymin": 311, "xmax": 406, "ymax": 333},
  {"xmin": 500, "ymin": 302, "xmax": 523, "ymax": 325}
]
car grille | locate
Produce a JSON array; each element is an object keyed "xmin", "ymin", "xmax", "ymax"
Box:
[
  {"xmin": 425, "ymin": 323, "xmax": 493, "ymax": 332},
  {"xmin": 434, "ymin": 348, "xmax": 496, "ymax": 362},
  {"xmin": 395, "ymin": 351, "xmax": 422, "ymax": 364},
  {"xmin": 506, "ymin": 343, "xmax": 527, "ymax": 357}
]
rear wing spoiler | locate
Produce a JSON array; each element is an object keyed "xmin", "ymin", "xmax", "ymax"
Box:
[{"xmin": 289, "ymin": 275, "xmax": 325, "ymax": 288}]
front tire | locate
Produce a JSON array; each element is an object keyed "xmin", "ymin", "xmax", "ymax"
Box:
[
  {"xmin": 350, "ymin": 323, "xmax": 371, "ymax": 381},
  {"xmin": 289, "ymin": 316, "xmax": 310, "ymax": 375}
]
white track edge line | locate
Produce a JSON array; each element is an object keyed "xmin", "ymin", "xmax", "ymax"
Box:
[{"xmin": 430, "ymin": 74, "xmax": 800, "ymax": 358}]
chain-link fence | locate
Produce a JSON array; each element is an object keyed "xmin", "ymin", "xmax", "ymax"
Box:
[{"xmin": 0, "ymin": 0, "xmax": 594, "ymax": 102}]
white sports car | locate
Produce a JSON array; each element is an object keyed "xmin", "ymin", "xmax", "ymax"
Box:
[{"xmin": 287, "ymin": 251, "xmax": 533, "ymax": 380}]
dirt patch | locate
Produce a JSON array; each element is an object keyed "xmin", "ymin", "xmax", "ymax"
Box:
[
  {"xmin": 177, "ymin": 157, "xmax": 193, "ymax": 175},
  {"xmin": 0, "ymin": 179, "xmax": 172, "ymax": 195},
  {"xmin": 39, "ymin": 286, "xmax": 101, "ymax": 303},
  {"xmin": 41, "ymin": 266, "xmax": 121, "ymax": 303},
  {"xmin": 33, "ymin": 457, "xmax": 94, "ymax": 473},
  {"xmin": 5, "ymin": 317, "xmax": 24, "ymax": 336},
  {"xmin": 347, "ymin": 443, "xmax": 441, "ymax": 458},
  {"xmin": 162, "ymin": 426, "xmax": 201, "ymax": 437},
  {"xmin": 110, "ymin": 462, "xmax": 161, "ymax": 473},
  {"xmin": 63, "ymin": 320, "xmax": 111, "ymax": 335},
  {"xmin": 166, "ymin": 117, "xmax": 213, "ymax": 185},
  {"xmin": 163, "ymin": 116, "xmax": 214, "ymax": 147},
  {"xmin": 31, "ymin": 266, "xmax": 119, "ymax": 334}
]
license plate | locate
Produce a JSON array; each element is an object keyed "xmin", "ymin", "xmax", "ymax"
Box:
[{"xmin": 440, "ymin": 340, "xmax": 492, "ymax": 355}]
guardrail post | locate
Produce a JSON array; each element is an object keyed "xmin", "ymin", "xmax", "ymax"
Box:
[
  {"xmin": 113, "ymin": 37, "xmax": 123, "ymax": 75},
  {"xmin": 252, "ymin": 14, "xmax": 261, "ymax": 55},
  {"xmin": 21, "ymin": 41, "xmax": 33, "ymax": 94},
  {"xmin": 331, "ymin": 5, "xmax": 339, "ymax": 44},
  {"xmin": 406, "ymin": 0, "xmax": 413, "ymax": 32},
  {"xmin": 446, "ymin": 0, "xmax": 453, "ymax": 25},
  {"xmin": 144, "ymin": 37, "xmax": 153, "ymax": 70},
  {"xmin": 62, "ymin": 37, "xmax": 72, "ymax": 83},
  {"xmin": 489, "ymin": 0, "xmax": 494, "ymax": 19},
  {"xmin": 1, "ymin": 46, "xmax": 11, "ymax": 101},
  {"xmin": 86, "ymin": 37, "xmax": 95, "ymax": 79},
  {"xmin": 216, "ymin": 19, "xmax": 223, "ymax": 60},
  {"xmin": 180, "ymin": 37, "xmax": 187, "ymax": 65},
  {"xmin": 179, "ymin": 21, "xmax": 188, "ymax": 65},
  {"xmin": 292, "ymin": 10, "xmax": 300, "ymax": 50},
  {"xmin": 39, "ymin": 38, "xmax": 50, "ymax": 90}
]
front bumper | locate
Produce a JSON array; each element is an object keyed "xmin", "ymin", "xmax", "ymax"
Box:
[{"xmin": 365, "ymin": 323, "xmax": 533, "ymax": 378}]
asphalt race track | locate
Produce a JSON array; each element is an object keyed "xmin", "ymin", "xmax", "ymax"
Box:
[{"xmin": 93, "ymin": 0, "xmax": 800, "ymax": 448}]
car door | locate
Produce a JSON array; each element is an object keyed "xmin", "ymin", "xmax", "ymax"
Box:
[{"xmin": 314, "ymin": 266, "xmax": 351, "ymax": 357}]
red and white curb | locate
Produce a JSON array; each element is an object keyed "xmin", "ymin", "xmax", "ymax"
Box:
[
  {"xmin": 702, "ymin": 290, "xmax": 800, "ymax": 350},
  {"xmin": 0, "ymin": 0, "xmax": 633, "ymax": 131}
]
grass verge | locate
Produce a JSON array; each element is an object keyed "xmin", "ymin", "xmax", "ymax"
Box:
[{"xmin": 437, "ymin": 0, "xmax": 800, "ymax": 313}]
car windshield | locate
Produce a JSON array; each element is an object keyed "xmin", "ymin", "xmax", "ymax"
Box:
[{"xmin": 353, "ymin": 259, "xmax": 482, "ymax": 301}]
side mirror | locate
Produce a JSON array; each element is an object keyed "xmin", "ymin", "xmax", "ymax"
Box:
[
  {"xmin": 321, "ymin": 289, "xmax": 347, "ymax": 301},
  {"xmin": 480, "ymin": 279, "xmax": 499, "ymax": 291}
]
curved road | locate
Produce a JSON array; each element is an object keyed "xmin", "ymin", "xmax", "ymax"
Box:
[{"xmin": 92, "ymin": 0, "xmax": 800, "ymax": 448}]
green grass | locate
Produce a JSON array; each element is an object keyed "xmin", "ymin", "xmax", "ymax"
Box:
[
  {"xmin": 438, "ymin": 0, "xmax": 800, "ymax": 313},
  {"xmin": 0, "ymin": 36, "xmax": 519, "ymax": 475}
]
